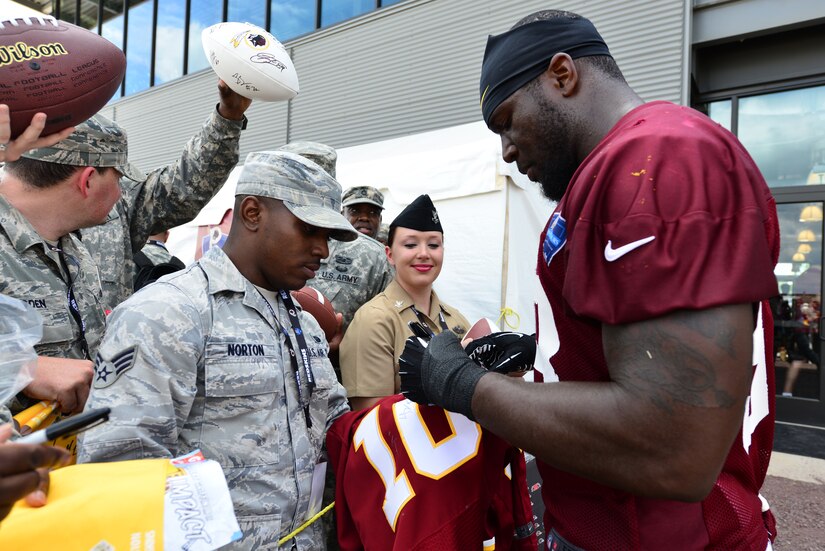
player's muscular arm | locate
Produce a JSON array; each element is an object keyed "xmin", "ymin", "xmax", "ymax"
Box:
[{"xmin": 471, "ymin": 303, "xmax": 754, "ymax": 501}]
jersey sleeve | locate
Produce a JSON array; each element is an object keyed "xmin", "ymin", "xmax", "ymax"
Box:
[
  {"xmin": 562, "ymin": 111, "xmax": 778, "ymax": 325},
  {"xmin": 325, "ymin": 410, "xmax": 368, "ymax": 551}
]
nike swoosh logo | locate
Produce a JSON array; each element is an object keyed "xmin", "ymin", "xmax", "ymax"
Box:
[{"xmin": 604, "ymin": 235, "xmax": 656, "ymax": 262}]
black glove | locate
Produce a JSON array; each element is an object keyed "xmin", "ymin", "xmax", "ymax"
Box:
[
  {"xmin": 399, "ymin": 331, "xmax": 488, "ymax": 419},
  {"xmin": 465, "ymin": 332, "xmax": 536, "ymax": 375},
  {"xmin": 398, "ymin": 335, "xmax": 430, "ymax": 404}
]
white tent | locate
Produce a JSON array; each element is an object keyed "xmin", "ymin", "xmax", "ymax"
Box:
[{"xmin": 167, "ymin": 120, "xmax": 557, "ymax": 374}]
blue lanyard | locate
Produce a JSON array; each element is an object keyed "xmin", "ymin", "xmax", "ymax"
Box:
[
  {"xmin": 258, "ymin": 289, "xmax": 315, "ymax": 428},
  {"xmin": 51, "ymin": 245, "xmax": 90, "ymax": 360}
]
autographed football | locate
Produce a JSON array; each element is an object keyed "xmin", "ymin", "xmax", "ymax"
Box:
[
  {"xmin": 292, "ymin": 286, "xmax": 338, "ymax": 341},
  {"xmin": 201, "ymin": 22, "xmax": 298, "ymax": 101},
  {"xmin": 0, "ymin": 16, "xmax": 125, "ymax": 138}
]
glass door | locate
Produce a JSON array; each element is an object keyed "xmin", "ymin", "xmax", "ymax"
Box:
[
  {"xmin": 702, "ymin": 83, "xmax": 825, "ymax": 426},
  {"xmin": 773, "ymin": 200, "xmax": 824, "ymax": 424}
]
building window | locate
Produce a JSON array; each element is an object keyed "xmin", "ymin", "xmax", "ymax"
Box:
[
  {"xmin": 228, "ymin": 0, "xmax": 266, "ymax": 29},
  {"xmin": 706, "ymin": 100, "xmax": 731, "ymax": 133},
  {"xmin": 738, "ymin": 86, "xmax": 825, "ymax": 189},
  {"xmin": 700, "ymin": 84, "xmax": 825, "ymax": 190},
  {"xmin": 125, "ymin": 0, "xmax": 153, "ymax": 95},
  {"xmin": 321, "ymin": 0, "xmax": 373, "ymax": 27},
  {"xmin": 59, "ymin": 0, "xmax": 77, "ymax": 24},
  {"xmin": 187, "ymin": 0, "xmax": 223, "ymax": 74},
  {"xmin": 270, "ymin": 0, "xmax": 316, "ymax": 41},
  {"xmin": 101, "ymin": 0, "xmax": 125, "ymax": 51},
  {"xmin": 44, "ymin": 0, "xmax": 405, "ymax": 97},
  {"xmin": 155, "ymin": 0, "xmax": 186, "ymax": 85}
]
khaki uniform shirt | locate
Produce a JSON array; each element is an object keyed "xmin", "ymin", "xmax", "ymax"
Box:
[
  {"xmin": 80, "ymin": 109, "xmax": 243, "ymax": 312},
  {"xmin": 307, "ymin": 234, "xmax": 392, "ymax": 333},
  {"xmin": 0, "ymin": 195, "xmax": 106, "ymax": 362},
  {"xmin": 78, "ymin": 247, "xmax": 349, "ymax": 550},
  {"xmin": 339, "ymin": 279, "xmax": 469, "ymax": 398}
]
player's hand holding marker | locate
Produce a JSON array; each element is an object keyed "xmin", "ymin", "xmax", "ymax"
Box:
[{"xmin": 400, "ymin": 322, "xmax": 536, "ymax": 418}]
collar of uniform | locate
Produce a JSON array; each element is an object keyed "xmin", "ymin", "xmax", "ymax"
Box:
[
  {"xmin": 0, "ymin": 194, "xmax": 60, "ymax": 254},
  {"xmin": 198, "ymin": 246, "xmax": 284, "ymax": 331},
  {"xmin": 198, "ymin": 246, "xmax": 249, "ymax": 295},
  {"xmin": 383, "ymin": 279, "xmax": 445, "ymax": 320}
]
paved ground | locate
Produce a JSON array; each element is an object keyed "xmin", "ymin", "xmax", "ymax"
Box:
[{"xmin": 765, "ymin": 453, "xmax": 825, "ymax": 550}]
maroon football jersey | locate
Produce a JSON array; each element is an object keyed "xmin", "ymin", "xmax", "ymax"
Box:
[
  {"xmin": 533, "ymin": 102, "xmax": 778, "ymax": 550},
  {"xmin": 327, "ymin": 394, "xmax": 537, "ymax": 551}
]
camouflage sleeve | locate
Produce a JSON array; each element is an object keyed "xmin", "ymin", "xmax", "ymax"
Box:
[
  {"xmin": 326, "ymin": 376, "xmax": 349, "ymax": 430},
  {"xmin": 375, "ymin": 252, "xmax": 393, "ymax": 294},
  {"xmin": 77, "ymin": 283, "xmax": 203, "ymax": 463},
  {"xmin": 121, "ymin": 108, "xmax": 243, "ymax": 253}
]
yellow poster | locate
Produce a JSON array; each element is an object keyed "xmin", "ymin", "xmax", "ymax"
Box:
[{"xmin": 0, "ymin": 458, "xmax": 168, "ymax": 550}]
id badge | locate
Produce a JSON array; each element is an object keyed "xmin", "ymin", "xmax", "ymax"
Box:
[{"xmin": 307, "ymin": 461, "xmax": 327, "ymax": 517}]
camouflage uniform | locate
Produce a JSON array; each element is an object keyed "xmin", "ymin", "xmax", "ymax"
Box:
[
  {"xmin": 307, "ymin": 234, "xmax": 392, "ymax": 332},
  {"xmin": 0, "ymin": 194, "xmax": 106, "ymax": 361},
  {"xmin": 139, "ymin": 240, "xmax": 175, "ymax": 265},
  {"xmin": 375, "ymin": 223, "xmax": 390, "ymax": 245},
  {"xmin": 276, "ymin": 146, "xmax": 392, "ymax": 332},
  {"xmin": 79, "ymin": 151, "xmax": 356, "ymax": 551},
  {"xmin": 277, "ymin": 141, "xmax": 337, "ymax": 177},
  {"xmin": 24, "ymin": 108, "xmax": 244, "ymax": 312}
]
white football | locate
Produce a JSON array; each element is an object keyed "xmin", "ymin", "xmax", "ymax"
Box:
[{"xmin": 201, "ymin": 22, "xmax": 299, "ymax": 101}]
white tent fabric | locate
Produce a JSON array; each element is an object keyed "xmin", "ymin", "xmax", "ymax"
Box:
[{"xmin": 166, "ymin": 121, "xmax": 557, "ymax": 359}]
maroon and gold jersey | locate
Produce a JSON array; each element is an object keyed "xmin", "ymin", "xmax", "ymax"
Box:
[
  {"xmin": 327, "ymin": 394, "xmax": 536, "ymax": 551},
  {"xmin": 533, "ymin": 102, "xmax": 778, "ymax": 550}
]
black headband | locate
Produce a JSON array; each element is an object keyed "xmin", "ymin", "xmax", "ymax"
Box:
[{"xmin": 479, "ymin": 18, "xmax": 612, "ymax": 124}]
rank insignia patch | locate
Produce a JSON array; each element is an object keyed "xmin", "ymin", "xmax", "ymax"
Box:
[{"xmin": 93, "ymin": 346, "xmax": 138, "ymax": 389}]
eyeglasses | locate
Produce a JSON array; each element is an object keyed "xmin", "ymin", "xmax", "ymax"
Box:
[{"xmin": 49, "ymin": 245, "xmax": 91, "ymax": 360}]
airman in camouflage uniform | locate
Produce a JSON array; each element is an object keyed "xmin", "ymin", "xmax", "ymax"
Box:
[
  {"xmin": 78, "ymin": 151, "xmax": 358, "ymax": 550},
  {"xmin": 0, "ymin": 194, "xmax": 106, "ymax": 361},
  {"xmin": 278, "ymin": 143, "xmax": 392, "ymax": 333},
  {"xmin": 71, "ymin": 87, "xmax": 248, "ymax": 312},
  {"xmin": 1, "ymin": 115, "xmax": 131, "ymax": 413},
  {"xmin": 0, "ymin": 84, "xmax": 248, "ymax": 415}
]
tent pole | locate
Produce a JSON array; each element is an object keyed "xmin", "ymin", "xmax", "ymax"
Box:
[{"xmin": 500, "ymin": 175, "xmax": 511, "ymax": 313}]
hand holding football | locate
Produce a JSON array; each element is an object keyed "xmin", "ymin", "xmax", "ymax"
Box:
[
  {"xmin": 0, "ymin": 16, "xmax": 125, "ymax": 138},
  {"xmin": 202, "ymin": 22, "xmax": 298, "ymax": 102}
]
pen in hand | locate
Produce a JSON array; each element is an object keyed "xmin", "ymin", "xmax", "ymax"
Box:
[{"xmin": 13, "ymin": 407, "xmax": 110, "ymax": 445}]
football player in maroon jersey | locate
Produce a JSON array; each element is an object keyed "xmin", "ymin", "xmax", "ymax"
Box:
[{"xmin": 401, "ymin": 9, "xmax": 778, "ymax": 551}]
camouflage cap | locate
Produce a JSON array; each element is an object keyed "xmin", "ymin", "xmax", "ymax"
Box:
[
  {"xmin": 20, "ymin": 114, "xmax": 146, "ymax": 182},
  {"xmin": 342, "ymin": 186, "xmax": 384, "ymax": 209},
  {"xmin": 236, "ymin": 151, "xmax": 358, "ymax": 242},
  {"xmin": 276, "ymin": 141, "xmax": 337, "ymax": 178}
]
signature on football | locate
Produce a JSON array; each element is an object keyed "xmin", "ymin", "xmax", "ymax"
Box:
[
  {"xmin": 249, "ymin": 53, "xmax": 286, "ymax": 71},
  {"xmin": 231, "ymin": 72, "xmax": 260, "ymax": 92}
]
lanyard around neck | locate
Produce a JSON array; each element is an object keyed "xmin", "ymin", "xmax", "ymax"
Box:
[
  {"xmin": 50, "ymin": 245, "xmax": 90, "ymax": 360},
  {"xmin": 409, "ymin": 304, "xmax": 450, "ymax": 337},
  {"xmin": 257, "ymin": 288, "xmax": 315, "ymax": 428}
]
